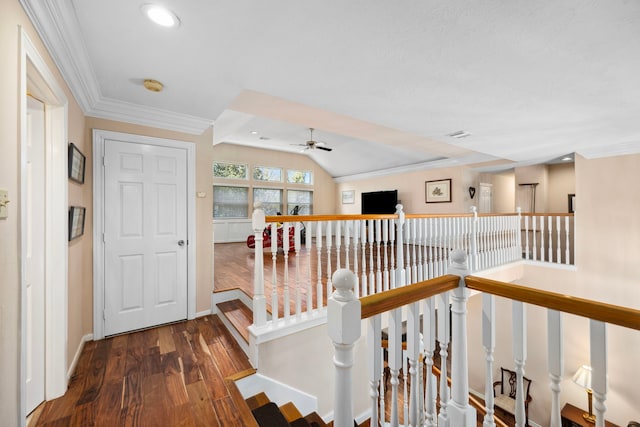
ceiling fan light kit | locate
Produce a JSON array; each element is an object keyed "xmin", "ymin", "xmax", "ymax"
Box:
[{"xmin": 295, "ymin": 128, "xmax": 333, "ymax": 152}]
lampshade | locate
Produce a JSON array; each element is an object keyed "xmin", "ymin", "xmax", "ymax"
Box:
[{"xmin": 572, "ymin": 365, "xmax": 593, "ymax": 390}]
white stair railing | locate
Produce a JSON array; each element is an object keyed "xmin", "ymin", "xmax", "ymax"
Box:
[
  {"xmin": 250, "ymin": 205, "xmax": 566, "ymax": 332},
  {"xmin": 521, "ymin": 213, "xmax": 574, "ymax": 264}
]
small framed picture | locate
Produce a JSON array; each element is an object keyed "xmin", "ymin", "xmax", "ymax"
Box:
[
  {"xmin": 68, "ymin": 206, "xmax": 86, "ymax": 241},
  {"xmin": 342, "ymin": 190, "xmax": 355, "ymax": 204},
  {"xmin": 425, "ymin": 179, "xmax": 452, "ymax": 203},
  {"xmin": 568, "ymin": 194, "xmax": 575, "ymax": 213},
  {"xmin": 68, "ymin": 143, "xmax": 86, "ymax": 184}
]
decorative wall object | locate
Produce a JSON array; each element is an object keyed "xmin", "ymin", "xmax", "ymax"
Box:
[
  {"xmin": 468, "ymin": 186, "xmax": 476, "ymax": 199},
  {"xmin": 425, "ymin": 179, "xmax": 452, "ymax": 203},
  {"xmin": 68, "ymin": 206, "xmax": 86, "ymax": 241},
  {"xmin": 342, "ymin": 190, "xmax": 355, "ymax": 204},
  {"xmin": 68, "ymin": 143, "xmax": 86, "ymax": 184},
  {"xmin": 568, "ymin": 194, "xmax": 575, "ymax": 213}
]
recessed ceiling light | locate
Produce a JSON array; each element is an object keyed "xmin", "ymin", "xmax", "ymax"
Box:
[
  {"xmin": 141, "ymin": 4, "xmax": 180, "ymax": 28},
  {"xmin": 562, "ymin": 156, "xmax": 572, "ymax": 161},
  {"xmin": 448, "ymin": 130, "xmax": 471, "ymax": 139},
  {"xmin": 250, "ymin": 131, "xmax": 259, "ymax": 135}
]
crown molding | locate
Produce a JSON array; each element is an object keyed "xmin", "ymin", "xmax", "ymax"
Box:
[{"xmin": 20, "ymin": 0, "xmax": 213, "ymax": 135}]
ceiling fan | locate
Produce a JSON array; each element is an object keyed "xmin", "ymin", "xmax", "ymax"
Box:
[{"xmin": 294, "ymin": 128, "xmax": 333, "ymax": 152}]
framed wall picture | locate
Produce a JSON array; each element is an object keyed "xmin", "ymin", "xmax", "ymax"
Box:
[
  {"xmin": 342, "ymin": 190, "xmax": 355, "ymax": 204},
  {"xmin": 68, "ymin": 142, "xmax": 86, "ymax": 184},
  {"xmin": 68, "ymin": 206, "xmax": 86, "ymax": 241},
  {"xmin": 568, "ymin": 194, "xmax": 575, "ymax": 213},
  {"xmin": 425, "ymin": 179, "xmax": 452, "ymax": 203}
]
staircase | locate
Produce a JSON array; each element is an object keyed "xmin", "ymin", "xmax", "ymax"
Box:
[
  {"xmin": 246, "ymin": 391, "xmax": 328, "ymax": 427},
  {"xmin": 216, "ymin": 297, "xmax": 254, "ymax": 355}
]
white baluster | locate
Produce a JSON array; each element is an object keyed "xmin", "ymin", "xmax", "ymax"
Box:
[
  {"xmin": 388, "ymin": 307, "xmax": 403, "ymax": 427},
  {"xmin": 411, "ymin": 218, "xmax": 418, "ymax": 284},
  {"xmin": 524, "ymin": 214, "xmax": 530, "ymax": 261},
  {"xmin": 407, "ymin": 301, "xmax": 421, "ymax": 426},
  {"xmin": 294, "ymin": 221, "xmax": 302, "ymax": 317},
  {"xmin": 353, "ymin": 221, "xmax": 360, "ymax": 299},
  {"xmin": 590, "ymin": 320, "xmax": 608, "ymax": 427},
  {"xmin": 368, "ymin": 314, "xmax": 382, "ymax": 427},
  {"xmin": 252, "ymin": 203, "xmax": 267, "ymax": 327},
  {"xmin": 380, "ymin": 346, "xmax": 386, "ymax": 425},
  {"xmin": 383, "ymin": 219, "xmax": 390, "ymax": 291},
  {"xmin": 437, "ymin": 291, "xmax": 451, "ymax": 426},
  {"xmin": 448, "ymin": 251, "xmax": 476, "ymax": 426},
  {"xmin": 395, "ymin": 205, "xmax": 405, "ymax": 287},
  {"xmin": 335, "ymin": 220, "xmax": 342, "ymax": 270},
  {"xmin": 404, "ymin": 218, "xmax": 412, "ymax": 284},
  {"xmin": 390, "ymin": 218, "xmax": 397, "ymax": 289},
  {"xmin": 368, "ymin": 219, "xmax": 375, "ymax": 294},
  {"xmin": 360, "ymin": 220, "xmax": 368, "ymax": 296},
  {"xmin": 403, "ymin": 349, "xmax": 409, "ymax": 426},
  {"xmin": 470, "ymin": 208, "xmax": 478, "ymax": 272},
  {"xmin": 556, "ymin": 216, "xmax": 561, "ymax": 264},
  {"xmin": 532, "ymin": 216, "xmax": 537, "ymax": 261},
  {"xmin": 283, "ymin": 222, "xmax": 291, "ymax": 319},
  {"xmin": 316, "ymin": 221, "xmax": 323, "ymax": 310},
  {"xmin": 548, "ymin": 310, "xmax": 564, "ymax": 427},
  {"xmin": 271, "ymin": 222, "xmax": 279, "ymax": 323},
  {"xmin": 428, "ymin": 218, "xmax": 435, "ymax": 279},
  {"xmin": 516, "ymin": 208, "xmax": 522, "ymax": 261},
  {"xmin": 344, "ymin": 220, "xmax": 351, "ymax": 271},
  {"xmin": 328, "ymin": 269, "xmax": 360, "ymax": 427},
  {"xmin": 512, "ymin": 300, "xmax": 528, "ymax": 427},
  {"xmin": 417, "ymin": 218, "xmax": 424, "ymax": 282},
  {"xmin": 423, "ymin": 297, "xmax": 437, "ymax": 427},
  {"xmin": 565, "ymin": 216, "xmax": 570, "ymax": 265},
  {"xmin": 326, "ymin": 221, "xmax": 333, "ymax": 299},
  {"xmin": 375, "ymin": 219, "xmax": 382, "ymax": 294},
  {"xmin": 305, "ymin": 222, "xmax": 313, "ymax": 314},
  {"xmin": 482, "ymin": 294, "xmax": 496, "ymax": 427},
  {"xmin": 548, "ymin": 215, "xmax": 553, "ymax": 262}
]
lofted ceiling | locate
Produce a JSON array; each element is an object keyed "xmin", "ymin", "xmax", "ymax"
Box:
[{"xmin": 21, "ymin": 0, "xmax": 640, "ymax": 179}]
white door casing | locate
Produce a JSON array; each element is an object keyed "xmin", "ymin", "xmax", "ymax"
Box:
[
  {"xmin": 93, "ymin": 130, "xmax": 196, "ymax": 339},
  {"xmin": 479, "ymin": 183, "xmax": 493, "ymax": 214},
  {"xmin": 20, "ymin": 27, "xmax": 69, "ymax": 425},
  {"xmin": 25, "ymin": 96, "xmax": 46, "ymax": 414}
]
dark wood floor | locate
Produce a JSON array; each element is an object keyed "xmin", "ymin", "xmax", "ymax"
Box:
[{"xmin": 30, "ymin": 316, "xmax": 252, "ymax": 427}]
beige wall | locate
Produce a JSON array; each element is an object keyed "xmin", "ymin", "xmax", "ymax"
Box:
[
  {"xmin": 212, "ymin": 143, "xmax": 337, "ymax": 214},
  {"xmin": 86, "ymin": 118, "xmax": 215, "ymax": 315},
  {"xmin": 1, "ymin": 1, "xmax": 86, "ymax": 423},
  {"xmin": 479, "ymin": 171, "xmax": 516, "ymax": 213},
  {"xmin": 548, "ymin": 163, "xmax": 575, "ymax": 213},
  {"xmin": 337, "ymin": 166, "xmax": 478, "ymax": 215}
]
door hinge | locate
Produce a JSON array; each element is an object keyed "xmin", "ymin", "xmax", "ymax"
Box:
[
  {"xmin": 103, "ymin": 309, "xmax": 106, "ymax": 320},
  {"xmin": 102, "ymin": 232, "xmax": 106, "ymax": 243},
  {"xmin": 102, "ymin": 155, "xmax": 106, "ymax": 166}
]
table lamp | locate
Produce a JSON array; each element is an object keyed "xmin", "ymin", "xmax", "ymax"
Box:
[{"xmin": 572, "ymin": 365, "xmax": 596, "ymax": 424}]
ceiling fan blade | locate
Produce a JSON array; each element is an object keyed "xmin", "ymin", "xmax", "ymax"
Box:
[{"xmin": 316, "ymin": 146, "xmax": 332, "ymax": 152}]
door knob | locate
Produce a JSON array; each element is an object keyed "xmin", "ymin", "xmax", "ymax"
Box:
[{"xmin": 178, "ymin": 240, "xmax": 185, "ymax": 247}]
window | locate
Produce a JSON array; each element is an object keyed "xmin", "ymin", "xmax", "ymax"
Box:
[
  {"xmin": 213, "ymin": 162, "xmax": 247, "ymax": 179},
  {"xmin": 253, "ymin": 187, "xmax": 283, "ymax": 215},
  {"xmin": 287, "ymin": 169, "xmax": 313, "ymax": 184},
  {"xmin": 287, "ymin": 190, "xmax": 313, "ymax": 215},
  {"xmin": 213, "ymin": 185, "xmax": 249, "ymax": 218},
  {"xmin": 253, "ymin": 166, "xmax": 282, "ymax": 182}
]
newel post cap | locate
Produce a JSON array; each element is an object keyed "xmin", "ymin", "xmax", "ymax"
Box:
[
  {"xmin": 252, "ymin": 201, "xmax": 266, "ymax": 231},
  {"xmin": 327, "ymin": 269, "xmax": 361, "ymax": 344}
]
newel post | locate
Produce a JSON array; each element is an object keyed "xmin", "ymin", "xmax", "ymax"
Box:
[
  {"xmin": 447, "ymin": 249, "xmax": 477, "ymax": 426},
  {"xmin": 252, "ymin": 202, "xmax": 267, "ymax": 327},
  {"xmin": 328, "ymin": 269, "xmax": 361, "ymax": 427}
]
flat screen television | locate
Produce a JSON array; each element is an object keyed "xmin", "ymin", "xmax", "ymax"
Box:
[{"xmin": 361, "ymin": 190, "xmax": 398, "ymax": 214}]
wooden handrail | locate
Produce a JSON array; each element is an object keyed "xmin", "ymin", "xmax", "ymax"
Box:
[
  {"xmin": 265, "ymin": 213, "xmax": 397, "ymax": 223},
  {"xmin": 465, "ymin": 276, "xmax": 640, "ymax": 331},
  {"xmin": 520, "ymin": 212, "xmax": 574, "ymax": 217},
  {"xmin": 360, "ymin": 275, "xmax": 460, "ymax": 319}
]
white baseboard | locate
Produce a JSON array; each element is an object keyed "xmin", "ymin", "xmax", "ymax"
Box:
[
  {"xmin": 67, "ymin": 333, "xmax": 93, "ymax": 380},
  {"xmin": 196, "ymin": 309, "xmax": 211, "ymax": 318}
]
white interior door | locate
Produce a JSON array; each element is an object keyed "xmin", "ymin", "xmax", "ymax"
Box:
[
  {"xmin": 479, "ymin": 183, "xmax": 493, "ymax": 213},
  {"xmin": 103, "ymin": 140, "xmax": 188, "ymax": 336},
  {"xmin": 25, "ymin": 96, "xmax": 45, "ymax": 414}
]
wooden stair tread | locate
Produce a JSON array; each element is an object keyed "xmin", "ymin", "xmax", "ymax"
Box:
[
  {"xmin": 217, "ymin": 299, "xmax": 252, "ymax": 342},
  {"xmin": 280, "ymin": 401, "xmax": 304, "ymax": 422},
  {"xmin": 245, "ymin": 392, "xmax": 270, "ymax": 411},
  {"xmin": 304, "ymin": 412, "xmax": 328, "ymax": 427}
]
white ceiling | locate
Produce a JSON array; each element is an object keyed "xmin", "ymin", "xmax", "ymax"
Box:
[{"xmin": 21, "ymin": 0, "xmax": 640, "ymax": 179}]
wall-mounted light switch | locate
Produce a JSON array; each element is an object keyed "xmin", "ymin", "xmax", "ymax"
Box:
[{"xmin": 0, "ymin": 189, "xmax": 9, "ymax": 219}]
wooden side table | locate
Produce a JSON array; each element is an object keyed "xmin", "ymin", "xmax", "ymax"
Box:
[{"xmin": 561, "ymin": 403, "xmax": 619, "ymax": 427}]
